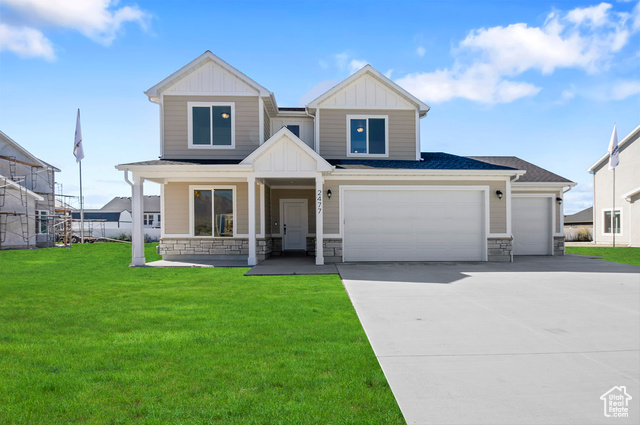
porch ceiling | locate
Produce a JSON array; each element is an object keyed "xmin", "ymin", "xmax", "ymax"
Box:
[{"xmin": 264, "ymin": 177, "xmax": 315, "ymax": 187}]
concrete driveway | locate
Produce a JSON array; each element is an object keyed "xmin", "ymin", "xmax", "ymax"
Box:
[{"xmin": 337, "ymin": 255, "xmax": 640, "ymax": 425}]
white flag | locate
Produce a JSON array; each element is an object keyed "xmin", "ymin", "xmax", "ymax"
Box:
[
  {"xmin": 74, "ymin": 109, "xmax": 84, "ymax": 163},
  {"xmin": 608, "ymin": 124, "xmax": 619, "ymax": 170}
]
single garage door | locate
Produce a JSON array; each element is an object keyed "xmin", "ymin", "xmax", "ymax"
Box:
[
  {"xmin": 343, "ymin": 188, "xmax": 485, "ymax": 262},
  {"xmin": 512, "ymin": 197, "xmax": 552, "ymax": 255}
]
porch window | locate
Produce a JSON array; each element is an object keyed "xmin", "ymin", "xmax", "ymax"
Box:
[
  {"xmin": 192, "ymin": 187, "xmax": 235, "ymax": 237},
  {"xmin": 188, "ymin": 102, "xmax": 235, "ymax": 148},
  {"xmin": 347, "ymin": 115, "xmax": 388, "ymax": 156},
  {"xmin": 603, "ymin": 210, "xmax": 621, "ymax": 234}
]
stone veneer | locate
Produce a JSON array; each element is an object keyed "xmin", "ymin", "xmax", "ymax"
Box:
[
  {"xmin": 159, "ymin": 238, "xmax": 272, "ymax": 261},
  {"xmin": 321, "ymin": 238, "xmax": 343, "ymax": 263},
  {"xmin": 553, "ymin": 236, "xmax": 565, "ymax": 256},
  {"xmin": 487, "ymin": 237, "xmax": 513, "ymax": 262}
]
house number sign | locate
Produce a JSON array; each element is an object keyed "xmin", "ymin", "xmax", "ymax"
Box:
[{"xmin": 317, "ymin": 189, "xmax": 322, "ymax": 214}]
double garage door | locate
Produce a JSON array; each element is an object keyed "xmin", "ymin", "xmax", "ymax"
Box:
[{"xmin": 343, "ymin": 188, "xmax": 486, "ymax": 262}]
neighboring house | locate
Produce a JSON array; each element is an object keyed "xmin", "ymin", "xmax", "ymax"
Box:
[
  {"xmin": 588, "ymin": 125, "xmax": 640, "ymax": 247},
  {"xmin": 71, "ymin": 195, "xmax": 161, "ymax": 240},
  {"xmin": 116, "ymin": 51, "xmax": 575, "ymax": 266},
  {"xmin": 563, "ymin": 206, "xmax": 593, "ymax": 241},
  {"xmin": 0, "ymin": 131, "xmax": 59, "ymax": 249}
]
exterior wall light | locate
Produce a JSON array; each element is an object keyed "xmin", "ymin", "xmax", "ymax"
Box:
[
  {"xmin": 496, "ymin": 190, "xmax": 503, "ymax": 199},
  {"xmin": 327, "ymin": 189, "xmax": 332, "ymax": 199},
  {"xmin": 556, "ymin": 197, "xmax": 562, "ymax": 204}
]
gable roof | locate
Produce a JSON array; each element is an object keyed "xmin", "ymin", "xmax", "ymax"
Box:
[
  {"xmin": 588, "ymin": 124, "xmax": 640, "ymax": 173},
  {"xmin": 0, "ymin": 174, "xmax": 44, "ymax": 201},
  {"xmin": 306, "ymin": 65, "xmax": 430, "ymax": 115},
  {"xmin": 241, "ymin": 127, "xmax": 333, "ymax": 173},
  {"xmin": 467, "ymin": 156, "xmax": 574, "ymax": 184},
  {"xmin": 330, "ymin": 152, "xmax": 517, "ymax": 170},
  {"xmin": 99, "ymin": 195, "xmax": 160, "ymax": 213},
  {"xmin": 0, "ymin": 130, "xmax": 60, "ymax": 172},
  {"xmin": 145, "ymin": 51, "xmax": 272, "ymax": 100},
  {"xmin": 564, "ymin": 206, "xmax": 593, "ymax": 224}
]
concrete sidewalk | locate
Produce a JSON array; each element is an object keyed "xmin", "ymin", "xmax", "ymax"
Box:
[{"xmin": 338, "ymin": 256, "xmax": 640, "ymax": 425}]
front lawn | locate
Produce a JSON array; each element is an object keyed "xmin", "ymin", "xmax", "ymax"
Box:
[
  {"xmin": 565, "ymin": 246, "xmax": 640, "ymax": 266},
  {"xmin": 0, "ymin": 243, "xmax": 403, "ymax": 424}
]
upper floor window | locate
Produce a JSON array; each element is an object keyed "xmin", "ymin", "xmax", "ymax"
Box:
[
  {"xmin": 285, "ymin": 125, "xmax": 300, "ymax": 138},
  {"xmin": 188, "ymin": 102, "xmax": 235, "ymax": 149},
  {"xmin": 347, "ymin": 115, "xmax": 388, "ymax": 157}
]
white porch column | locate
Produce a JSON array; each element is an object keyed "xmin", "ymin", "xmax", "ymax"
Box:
[
  {"xmin": 315, "ymin": 175, "xmax": 324, "ymax": 265},
  {"xmin": 131, "ymin": 174, "xmax": 145, "ymax": 266},
  {"xmin": 247, "ymin": 176, "xmax": 257, "ymax": 266}
]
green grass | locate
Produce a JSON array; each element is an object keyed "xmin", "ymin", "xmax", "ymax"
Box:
[
  {"xmin": 0, "ymin": 243, "xmax": 403, "ymax": 425},
  {"xmin": 565, "ymin": 246, "xmax": 640, "ymax": 266}
]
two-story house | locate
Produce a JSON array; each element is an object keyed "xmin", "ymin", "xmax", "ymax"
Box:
[
  {"xmin": 1, "ymin": 130, "xmax": 59, "ymax": 249},
  {"xmin": 116, "ymin": 51, "xmax": 575, "ymax": 266}
]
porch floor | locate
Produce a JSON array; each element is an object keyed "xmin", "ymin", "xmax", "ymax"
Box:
[{"xmin": 245, "ymin": 253, "xmax": 338, "ymax": 276}]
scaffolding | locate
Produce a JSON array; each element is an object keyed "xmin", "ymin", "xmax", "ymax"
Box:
[{"xmin": 0, "ymin": 155, "xmax": 72, "ymax": 250}]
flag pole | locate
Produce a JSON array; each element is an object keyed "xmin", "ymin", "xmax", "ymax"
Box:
[
  {"xmin": 79, "ymin": 160, "xmax": 84, "ymax": 244},
  {"xmin": 612, "ymin": 167, "xmax": 615, "ymax": 248}
]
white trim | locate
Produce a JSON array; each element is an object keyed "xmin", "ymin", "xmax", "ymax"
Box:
[
  {"xmin": 315, "ymin": 175, "xmax": 324, "ymax": 265},
  {"xmin": 323, "ymin": 233, "xmax": 341, "ymax": 239},
  {"xmin": 415, "ymin": 109, "xmax": 421, "ymax": 161},
  {"xmin": 346, "ymin": 115, "xmax": 389, "ymax": 158},
  {"xmin": 506, "ymin": 178, "xmax": 512, "ymax": 236},
  {"xmin": 160, "ymin": 183, "xmax": 165, "ymax": 238},
  {"xmin": 259, "ymin": 97, "xmax": 265, "ymax": 145},
  {"xmin": 248, "ymin": 176, "xmax": 256, "ymax": 265},
  {"xmin": 326, "ymin": 170, "xmax": 523, "ymax": 178},
  {"xmin": 512, "ymin": 193, "xmax": 555, "ymax": 255},
  {"xmin": 601, "ymin": 208, "xmax": 623, "ymax": 236},
  {"xmin": 258, "ymin": 182, "xmax": 265, "ymax": 238},
  {"xmin": 622, "ymin": 186, "xmax": 640, "ymax": 202},
  {"xmin": 187, "ymin": 102, "xmax": 236, "ymax": 149},
  {"xmin": 159, "ymin": 94, "xmax": 164, "ymax": 158},
  {"xmin": 269, "ymin": 185, "xmax": 315, "ymax": 190},
  {"xmin": 279, "ymin": 198, "xmax": 308, "ymax": 250},
  {"xmin": 188, "ymin": 185, "xmax": 237, "ymax": 238},
  {"xmin": 315, "ymin": 109, "xmax": 320, "ymax": 154},
  {"xmin": 339, "ymin": 185, "xmax": 489, "ymax": 262}
]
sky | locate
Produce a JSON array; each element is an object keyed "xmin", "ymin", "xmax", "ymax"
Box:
[{"xmin": 0, "ymin": 0, "xmax": 638, "ymax": 214}]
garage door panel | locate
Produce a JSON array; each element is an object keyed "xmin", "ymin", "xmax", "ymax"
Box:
[
  {"xmin": 344, "ymin": 188, "xmax": 485, "ymax": 262},
  {"xmin": 512, "ymin": 197, "xmax": 551, "ymax": 255}
]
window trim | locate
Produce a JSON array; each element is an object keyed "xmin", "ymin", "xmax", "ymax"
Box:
[
  {"xmin": 188, "ymin": 185, "xmax": 237, "ymax": 238},
  {"xmin": 281, "ymin": 122, "xmax": 303, "ymax": 138},
  {"xmin": 602, "ymin": 208, "xmax": 623, "ymax": 236},
  {"xmin": 346, "ymin": 115, "xmax": 389, "ymax": 158},
  {"xmin": 36, "ymin": 210, "xmax": 48, "ymax": 234},
  {"xmin": 187, "ymin": 102, "xmax": 236, "ymax": 149}
]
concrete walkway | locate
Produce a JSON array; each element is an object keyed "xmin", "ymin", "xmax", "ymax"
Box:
[
  {"xmin": 245, "ymin": 255, "xmax": 338, "ymax": 276},
  {"xmin": 337, "ymin": 256, "xmax": 640, "ymax": 425}
]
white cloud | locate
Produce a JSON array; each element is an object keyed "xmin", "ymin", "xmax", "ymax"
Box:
[
  {"xmin": 298, "ymin": 80, "xmax": 340, "ymax": 106},
  {"xmin": 0, "ymin": 23, "xmax": 55, "ymax": 61},
  {"xmin": 395, "ymin": 2, "xmax": 637, "ymax": 105},
  {"xmin": 384, "ymin": 69, "xmax": 394, "ymax": 78},
  {"xmin": 558, "ymin": 89, "xmax": 576, "ymax": 103},
  {"xmin": 611, "ymin": 80, "xmax": 640, "ymax": 99},
  {"xmin": 348, "ymin": 59, "xmax": 367, "ymax": 74},
  {"xmin": 0, "ymin": 0, "xmax": 149, "ymax": 60},
  {"xmin": 416, "ymin": 46, "xmax": 426, "ymax": 57}
]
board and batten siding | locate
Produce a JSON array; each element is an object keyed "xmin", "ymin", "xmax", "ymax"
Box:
[
  {"xmin": 322, "ymin": 180, "xmax": 507, "ymax": 235},
  {"xmin": 163, "ymin": 181, "xmax": 254, "ymax": 235},
  {"xmin": 163, "ymin": 95, "xmax": 260, "ymax": 159},
  {"xmin": 319, "ymin": 109, "xmax": 416, "ymax": 160}
]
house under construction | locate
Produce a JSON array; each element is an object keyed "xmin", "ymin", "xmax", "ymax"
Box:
[{"xmin": 0, "ymin": 130, "xmax": 64, "ymax": 249}]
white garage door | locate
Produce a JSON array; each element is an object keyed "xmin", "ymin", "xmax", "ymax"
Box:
[
  {"xmin": 512, "ymin": 197, "xmax": 552, "ymax": 255},
  {"xmin": 343, "ymin": 188, "xmax": 485, "ymax": 262}
]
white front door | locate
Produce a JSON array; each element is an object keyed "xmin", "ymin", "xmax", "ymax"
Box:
[{"xmin": 282, "ymin": 200, "xmax": 307, "ymax": 250}]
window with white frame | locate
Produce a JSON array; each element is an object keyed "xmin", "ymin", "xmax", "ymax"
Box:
[
  {"xmin": 284, "ymin": 124, "xmax": 300, "ymax": 138},
  {"xmin": 36, "ymin": 210, "xmax": 48, "ymax": 234},
  {"xmin": 143, "ymin": 214, "xmax": 155, "ymax": 227},
  {"xmin": 191, "ymin": 187, "xmax": 235, "ymax": 237},
  {"xmin": 347, "ymin": 115, "xmax": 388, "ymax": 156},
  {"xmin": 188, "ymin": 102, "xmax": 235, "ymax": 148},
  {"xmin": 603, "ymin": 210, "xmax": 621, "ymax": 234}
]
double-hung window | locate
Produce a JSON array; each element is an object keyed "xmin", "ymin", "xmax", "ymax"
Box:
[
  {"xmin": 190, "ymin": 186, "xmax": 235, "ymax": 237},
  {"xmin": 603, "ymin": 210, "xmax": 621, "ymax": 234},
  {"xmin": 36, "ymin": 210, "xmax": 48, "ymax": 234},
  {"xmin": 188, "ymin": 102, "xmax": 235, "ymax": 149},
  {"xmin": 347, "ymin": 115, "xmax": 388, "ymax": 157}
]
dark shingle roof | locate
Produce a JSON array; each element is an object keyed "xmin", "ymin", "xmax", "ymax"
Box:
[
  {"xmin": 71, "ymin": 212, "xmax": 121, "ymax": 222},
  {"xmin": 564, "ymin": 207, "xmax": 593, "ymax": 224},
  {"xmin": 329, "ymin": 152, "xmax": 517, "ymax": 170},
  {"xmin": 100, "ymin": 195, "xmax": 160, "ymax": 213},
  {"xmin": 119, "ymin": 159, "xmax": 242, "ymax": 166},
  {"xmin": 466, "ymin": 156, "xmax": 573, "ymax": 183},
  {"xmin": 278, "ymin": 107, "xmax": 306, "ymax": 112}
]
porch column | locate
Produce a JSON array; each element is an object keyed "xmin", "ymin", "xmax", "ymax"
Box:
[
  {"xmin": 315, "ymin": 175, "xmax": 324, "ymax": 265},
  {"xmin": 247, "ymin": 176, "xmax": 257, "ymax": 266},
  {"xmin": 131, "ymin": 174, "xmax": 145, "ymax": 266}
]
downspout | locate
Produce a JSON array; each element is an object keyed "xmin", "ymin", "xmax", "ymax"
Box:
[
  {"xmin": 304, "ymin": 106, "xmax": 316, "ymax": 151},
  {"xmin": 123, "ymin": 169, "xmax": 134, "ymax": 187}
]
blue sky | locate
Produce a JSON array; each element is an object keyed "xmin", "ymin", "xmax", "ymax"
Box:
[{"xmin": 0, "ymin": 0, "xmax": 638, "ymax": 214}]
